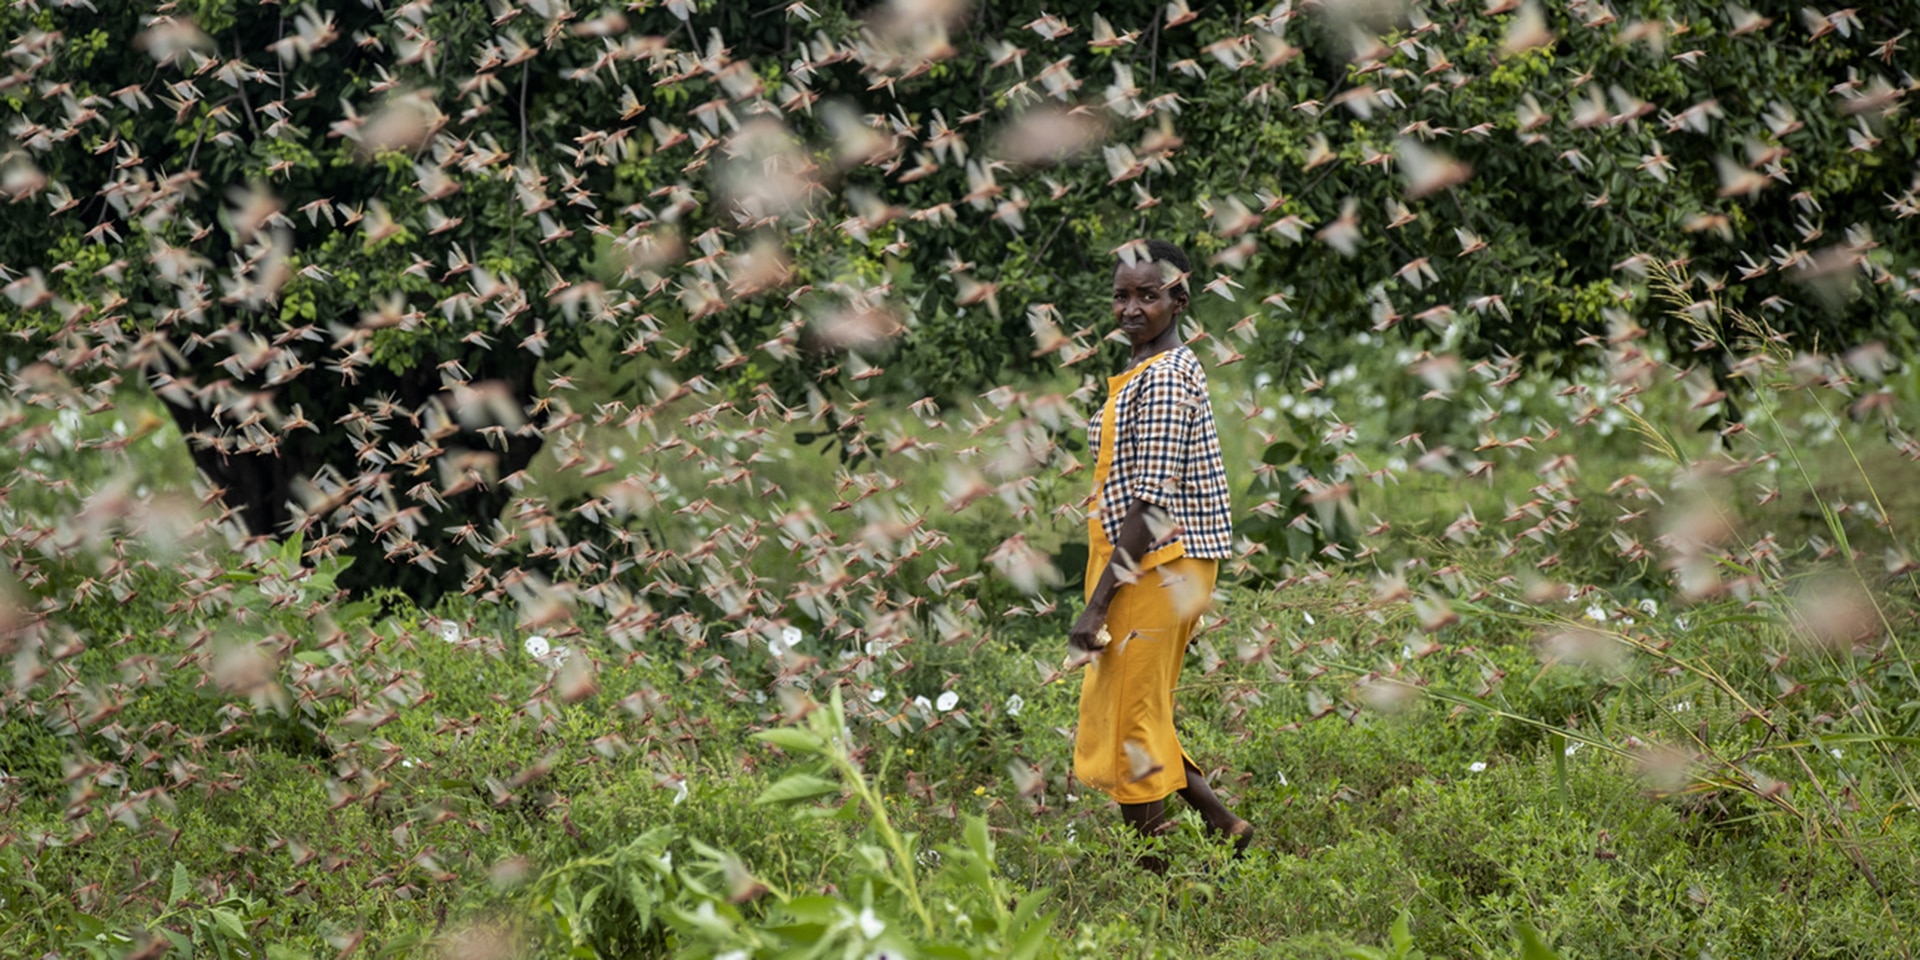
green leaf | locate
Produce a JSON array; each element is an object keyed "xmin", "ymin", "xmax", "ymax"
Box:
[
  {"xmin": 1007, "ymin": 893, "xmax": 1054, "ymax": 959},
  {"xmin": 1390, "ymin": 910, "xmax": 1414, "ymax": 953},
  {"xmin": 964, "ymin": 815, "xmax": 992, "ymax": 864},
  {"xmin": 1009, "ymin": 908, "xmax": 1057, "ymax": 960},
  {"xmin": 209, "ymin": 907, "xmax": 248, "ymax": 941},
  {"xmin": 781, "ymin": 895, "xmax": 844, "ymax": 924},
  {"xmin": 373, "ymin": 931, "xmax": 425, "ymax": 958},
  {"xmin": 823, "ymin": 793, "xmax": 864, "ymax": 821},
  {"xmin": 1261, "ymin": 441, "xmax": 1301, "ymax": 465},
  {"xmin": 162, "ymin": 929, "xmax": 194, "ymax": 957},
  {"xmin": 625, "ymin": 873, "xmax": 656, "ymax": 933},
  {"xmin": 169, "ymin": 861, "xmax": 191, "ymax": 909},
  {"xmin": 764, "ymin": 920, "xmax": 833, "ymax": 947},
  {"xmin": 754, "ymin": 772, "xmax": 841, "ymax": 805},
  {"xmin": 753, "ymin": 727, "xmax": 825, "ymax": 754},
  {"xmin": 577, "ymin": 883, "xmax": 603, "ymax": 938},
  {"xmin": 1516, "ymin": 923, "xmax": 1562, "ymax": 960}
]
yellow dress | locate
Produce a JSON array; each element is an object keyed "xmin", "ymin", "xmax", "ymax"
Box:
[{"xmin": 1073, "ymin": 353, "xmax": 1219, "ymax": 805}]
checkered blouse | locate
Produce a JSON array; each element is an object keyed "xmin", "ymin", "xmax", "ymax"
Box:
[{"xmin": 1088, "ymin": 345, "xmax": 1234, "ymax": 560}]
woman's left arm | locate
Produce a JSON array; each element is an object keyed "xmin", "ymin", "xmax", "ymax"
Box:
[{"xmin": 1069, "ymin": 498, "xmax": 1165, "ymax": 652}]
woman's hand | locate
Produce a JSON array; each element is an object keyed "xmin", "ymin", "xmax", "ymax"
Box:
[{"xmin": 1068, "ymin": 603, "xmax": 1109, "ymax": 654}]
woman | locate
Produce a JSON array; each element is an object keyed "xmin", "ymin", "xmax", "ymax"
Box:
[{"xmin": 1069, "ymin": 238, "xmax": 1250, "ymax": 867}]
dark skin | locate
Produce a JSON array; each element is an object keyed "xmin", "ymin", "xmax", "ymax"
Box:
[{"xmin": 1071, "ymin": 257, "xmax": 1251, "ymax": 866}]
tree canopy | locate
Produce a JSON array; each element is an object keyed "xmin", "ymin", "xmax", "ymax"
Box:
[{"xmin": 3, "ymin": 0, "xmax": 1917, "ymax": 597}]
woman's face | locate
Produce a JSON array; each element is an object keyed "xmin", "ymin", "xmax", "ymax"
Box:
[{"xmin": 1111, "ymin": 259, "xmax": 1185, "ymax": 347}]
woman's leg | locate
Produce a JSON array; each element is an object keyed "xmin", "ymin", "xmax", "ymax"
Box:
[
  {"xmin": 1164, "ymin": 561, "xmax": 1249, "ymax": 852},
  {"xmin": 1177, "ymin": 757, "xmax": 1252, "ymax": 853},
  {"xmin": 1119, "ymin": 799, "xmax": 1170, "ymax": 874},
  {"xmin": 1174, "ymin": 757, "xmax": 1236, "ymax": 832},
  {"xmin": 1120, "ymin": 798, "xmax": 1167, "ymax": 834}
]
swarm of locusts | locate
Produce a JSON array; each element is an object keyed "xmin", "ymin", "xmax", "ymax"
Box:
[{"xmin": 1, "ymin": 0, "xmax": 1917, "ymax": 948}]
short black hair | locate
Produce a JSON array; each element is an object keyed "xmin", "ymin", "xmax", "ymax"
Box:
[{"xmin": 1118, "ymin": 238, "xmax": 1191, "ymax": 300}]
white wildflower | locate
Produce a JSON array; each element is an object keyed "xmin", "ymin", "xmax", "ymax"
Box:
[
  {"xmin": 1468, "ymin": 761, "xmax": 1488, "ymax": 772},
  {"xmin": 936, "ymin": 691, "xmax": 959, "ymax": 712},
  {"xmin": 437, "ymin": 620, "xmax": 461, "ymax": 643},
  {"xmin": 867, "ymin": 687, "xmax": 888, "ymax": 703},
  {"xmin": 857, "ymin": 907, "xmax": 885, "ymax": 939},
  {"xmin": 524, "ymin": 636, "xmax": 550, "ymax": 658},
  {"xmin": 1004, "ymin": 693, "xmax": 1025, "ymax": 716}
]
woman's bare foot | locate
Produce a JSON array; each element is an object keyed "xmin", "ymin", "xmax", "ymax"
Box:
[{"xmin": 1225, "ymin": 818, "xmax": 1253, "ymax": 859}]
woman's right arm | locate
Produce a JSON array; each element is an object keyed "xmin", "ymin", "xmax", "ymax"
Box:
[
  {"xmin": 1069, "ymin": 365, "xmax": 1194, "ymax": 653},
  {"xmin": 1068, "ymin": 497, "xmax": 1164, "ymax": 653}
]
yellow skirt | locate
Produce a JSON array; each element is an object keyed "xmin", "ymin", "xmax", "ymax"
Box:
[{"xmin": 1073, "ymin": 555, "xmax": 1218, "ymax": 804}]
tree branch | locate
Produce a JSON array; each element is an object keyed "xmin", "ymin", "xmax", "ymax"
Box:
[{"xmin": 510, "ymin": 62, "xmax": 531, "ymax": 262}]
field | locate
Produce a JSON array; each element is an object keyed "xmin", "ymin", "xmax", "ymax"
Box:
[{"xmin": 7, "ymin": 282, "xmax": 1920, "ymax": 959}]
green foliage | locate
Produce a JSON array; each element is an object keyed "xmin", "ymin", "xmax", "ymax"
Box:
[
  {"xmin": 1343, "ymin": 912, "xmax": 1427, "ymax": 960},
  {"xmin": 6, "ymin": 0, "xmax": 1920, "ymax": 602},
  {"xmin": 540, "ymin": 689, "xmax": 1071, "ymax": 959}
]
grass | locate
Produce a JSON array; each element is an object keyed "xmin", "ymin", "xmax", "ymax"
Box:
[{"xmin": 7, "ymin": 565, "xmax": 1915, "ymax": 958}]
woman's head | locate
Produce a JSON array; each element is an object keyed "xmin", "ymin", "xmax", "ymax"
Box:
[{"xmin": 1112, "ymin": 238, "xmax": 1190, "ymax": 348}]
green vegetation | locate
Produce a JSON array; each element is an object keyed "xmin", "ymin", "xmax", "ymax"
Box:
[
  {"xmin": 5, "ymin": 0, "xmax": 1920, "ymax": 957},
  {"xmin": 4, "ymin": 0, "xmax": 1919, "ymax": 599}
]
